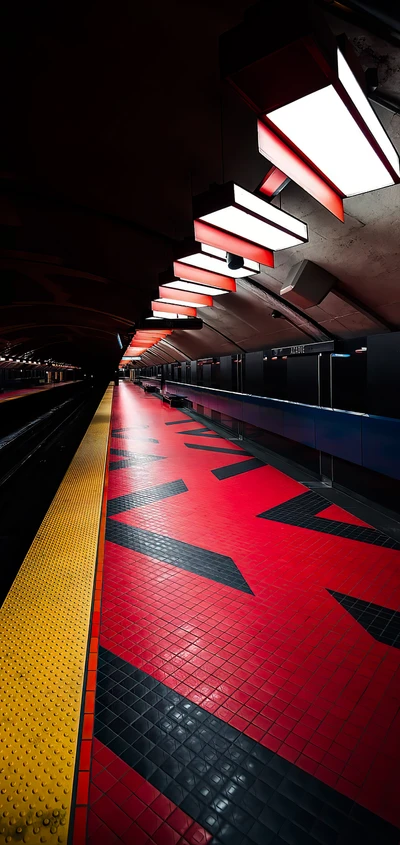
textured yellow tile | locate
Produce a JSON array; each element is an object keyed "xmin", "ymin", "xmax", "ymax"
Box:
[{"xmin": 0, "ymin": 387, "xmax": 113, "ymax": 844}]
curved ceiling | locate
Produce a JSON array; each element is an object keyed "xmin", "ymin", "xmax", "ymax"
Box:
[{"xmin": 1, "ymin": 0, "xmax": 399, "ymax": 368}]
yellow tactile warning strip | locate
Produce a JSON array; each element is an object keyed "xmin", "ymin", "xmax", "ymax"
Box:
[{"xmin": 0, "ymin": 386, "xmax": 113, "ymax": 845}]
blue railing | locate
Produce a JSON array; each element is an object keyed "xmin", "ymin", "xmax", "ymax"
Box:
[{"xmin": 162, "ymin": 381, "xmax": 400, "ymax": 483}]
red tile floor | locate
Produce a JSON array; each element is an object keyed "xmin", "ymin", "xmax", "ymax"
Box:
[{"xmin": 85, "ymin": 383, "xmax": 400, "ymax": 844}]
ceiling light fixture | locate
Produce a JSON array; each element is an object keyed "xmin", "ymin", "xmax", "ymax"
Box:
[
  {"xmin": 152, "ymin": 311, "xmax": 190, "ymax": 320},
  {"xmin": 162, "ymin": 279, "xmax": 228, "ymax": 297},
  {"xmin": 220, "ymin": 5, "xmax": 399, "ymax": 217},
  {"xmin": 174, "ymin": 240, "xmax": 260, "ymax": 278},
  {"xmin": 193, "ymin": 182, "xmax": 307, "ymax": 253},
  {"xmin": 151, "ymin": 301, "xmax": 197, "ymax": 317},
  {"xmin": 156, "ymin": 286, "xmax": 212, "ymax": 309},
  {"xmin": 259, "ymin": 166, "xmax": 290, "ymax": 198},
  {"xmin": 161, "ymin": 263, "xmax": 236, "ymax": 296},
  {"xmin": 173, "ymin": 261, "xmax": 237, "ymax": 292}
]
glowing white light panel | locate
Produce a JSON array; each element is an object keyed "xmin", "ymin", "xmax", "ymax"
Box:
[{"xmin": 267, "ymin": 49, "xmax": 399, "ymax": 197}]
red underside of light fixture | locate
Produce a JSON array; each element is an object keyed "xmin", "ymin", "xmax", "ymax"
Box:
[
  {"xmin": 158, "ymin": 286, "xmax": 213, "ymax": 307},
  {"xmin": 259, "ymin": 165, "xmax": 289, "ymax": 197},
  {"xmin": 258, "ymin": 120, "xmax": 344, "ymax": 221},
  {"xmin": 151, "ymin": 300, "xmax": 197, "ymax": 317},
  {"xmin": 126, "ymin": 329, "xmax": 172, "ymax": 355},
  {"xmin": 173, "ymin": 260, "xmax": 237, "ymax": 292},
  {"xmin": 193, "ymin": 221, "xmax": 274, "ymax": 267}
]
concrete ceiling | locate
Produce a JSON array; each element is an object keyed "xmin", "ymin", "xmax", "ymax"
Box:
[{"xmin": 1, "ymin": 0, "xmax": 399, "ymax": 367}]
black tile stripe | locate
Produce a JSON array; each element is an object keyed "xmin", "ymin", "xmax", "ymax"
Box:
[
  {"xmin": 185, "ymin": 444, "xmax": 251, "ymax": 456},
  {"xmin": 257, "ymin": 490, "xmax": 400, "ymax": 550},
  {"xmin": 109, "ymin": 455, "xmax": 166, "ymax": 471},
  {"xmin": 166, "ymin": 419, "xmax": 198, "ymax": 425},
  {"xmin": 110, "ymin": 459, "xmax": 148, "ymax": 471},
  {"xmin": 327, "ymin": 590, "xmax": 400, "ymax": 648},
  {"xmin": 113, "ymin": 433, "xmax": 159, "ymax": 443},
  {"xmin": 177, "ymin": 427, "xmax": 220, "ymax": 438},
  {"xmin": 108, "ymin": 480, "xmax": 188, "ymax": 517},
  {"xmin": 110, "ymin": 448, "xmax": 159, "ymax": 458},
  {"xmin": 106, "ymin": 519, "xmax": 253, "ymax": 594},
  {"xmin": 213, "ymin": 458, "xmax": 266, "ymax": 481},
  {"xmin": 113, "ymin": 426, "xmax": 149, "ymax": 432},
  {"xmin": 109, "ymin": 448, "xmax": 166, "ymax": 471},
  {"xmin": 95, "ymin": 647, "xmax": 400, "ymax": 845}
]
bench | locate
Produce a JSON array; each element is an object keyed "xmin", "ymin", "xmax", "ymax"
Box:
[
  {"xmin": 143, "ymin": 383, "xmax": 157, "ymax": 393},
  {"xmin": 162, "ymin": 393, "xmax": 187, "ymax": 407}
]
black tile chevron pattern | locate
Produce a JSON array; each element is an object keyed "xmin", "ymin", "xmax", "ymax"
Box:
[
  {"xmin": 112, "ymin": 426, "xmax": 149, "ymax": 432},
  {"xmin": 327, "ymin": 590, "xmax": 400, "ymax": 648},
  {"xmin": 107, "ymin": 479, "xmax": 188, "ymax": 516},
  {"xmin": 94, "ymin": 647, "xmax": 400, "ymax": 845},
  {"xmin": 106, "ymin": 519, "xmax": 253, "ymax": 594},
  {"xmin": 213, "ymin": 458, "xmax": 266, "ymax": 481},
  {"xmin": 165, "ymin": 419, "xmax": 198, "ymax": 425},
  {"xmin": 113, "ymin": 433, "xmax": 159, "ymax": 443},
  {"xmin": 185, "ymin": 444, "xmax": 252, "ymax": 456},
  {"xmin": 257, "ymin": 490, "xmax": 400, "ymax": 550},
  {"xmin": 177, "ymin": 427, "xmax": 219, "ymax": 438},
  {"xmin": 109, "ymin": 448, "xmax": 166, "ymax": 471}
]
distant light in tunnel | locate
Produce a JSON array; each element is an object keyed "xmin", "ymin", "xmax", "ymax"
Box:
[{"xmin": 194, "ymin": 183, "xmax": 307, "ymax": 253}]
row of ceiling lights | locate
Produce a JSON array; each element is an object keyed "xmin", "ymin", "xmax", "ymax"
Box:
[
  {"xmin": 123, "ymin": 2, "xmax": 399, "ymax": 366},
  {"xmin": 0, "ymin": 356, "xmax": 79, "ymax": 367},
  {"xmin": 150, "ymin": 184, "xmax": 308, "ymax": 323},
  {"xmin": 126, "ymin": 185, "xmax": 310, "ymax": 360}
]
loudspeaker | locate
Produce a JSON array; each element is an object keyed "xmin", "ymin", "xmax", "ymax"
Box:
[{"xmin": 280, "ymin": 260, "xmax": 336, "ymax": 309}]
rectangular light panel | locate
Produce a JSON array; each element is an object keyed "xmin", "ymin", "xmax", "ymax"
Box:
[
  {"xmin": 266, "ymin": 49, "xmax": 400, "ymax": 197},
  {"xmin": 173, "ymin": 261, "xmax": 237, "ymax": 292},
  {"xmin": 163, "ymin": 280, "xmax": 230, "ymax": 296},
  {"xmin": 194, "ymin": 219, "xmax": 275, "ymax": 265},
  {"xmin": 201, "ymin": 243, "xmax": 259, "ymax": 272},
  {"xmin": 199, "ymin": 184, "xmax": 307, "ymax": 250},
  {"xmin": 257, "ymin": 120, "xmax": 344, "ymax": 220},
  {"xmin": 157, "ymin": 286, "xmax": 212, "ymax": 308},
  {"xmin": 178, "ymin": 246, "xmax": 259, "ymax": 278},
  {"xmin": 152, "ymin": 311, "xmax": 189, "ymax": 319},
  {"xmin": 151, "ymin": 300, "xmax": 197, "ymax": 317}
]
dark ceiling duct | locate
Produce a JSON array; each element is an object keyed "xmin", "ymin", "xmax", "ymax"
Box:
[
  {"xmin": 280, "ymin": 260, "xmax": 336, "ymax": 309},
  {"xmin": 318, "ymin": 0, "xmax": 400, "ymax": 45}
]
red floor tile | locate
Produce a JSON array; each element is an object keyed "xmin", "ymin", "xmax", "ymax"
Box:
[{"xmin": 86, "ymin": 384, "xmax": 400, "ymax": 841}]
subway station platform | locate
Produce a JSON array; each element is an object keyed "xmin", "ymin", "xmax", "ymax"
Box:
[{"xmin": 1, "ymin": 382, "xmax": 400, "ymax": 845}]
